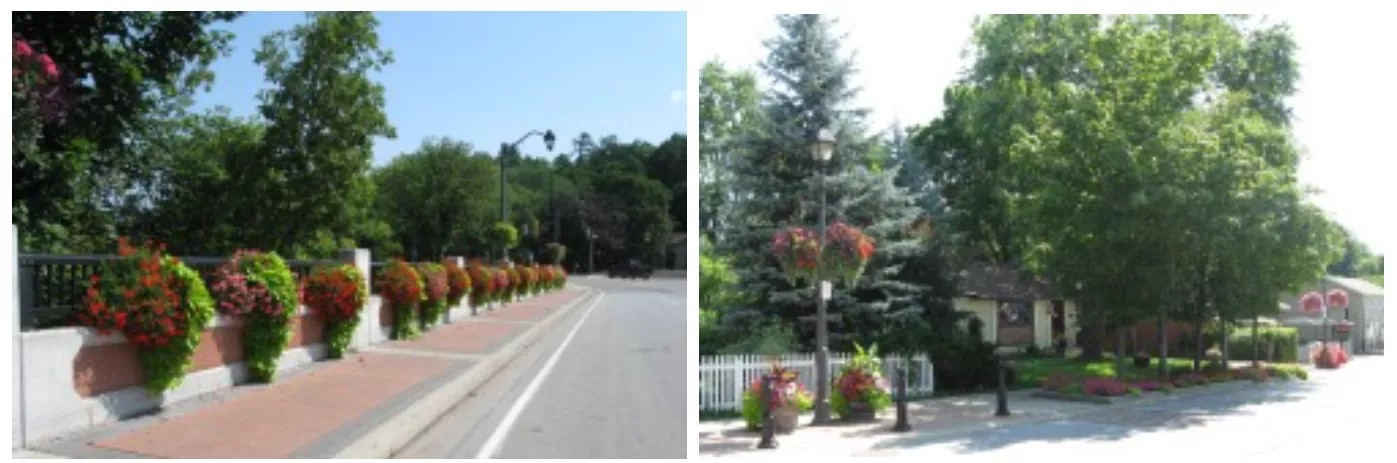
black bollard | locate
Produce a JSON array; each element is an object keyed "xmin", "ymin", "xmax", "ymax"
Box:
[
  {"xmin": 893, "ymin": 365, "xmax": 911, "ymax": 432},
  {"xmin": 757, "ymin": 374, "xmax": 779, "ymax": 449},
  {"xmin": 995, "ymin": 359, "xmax": 1011, "ymax": 417}
]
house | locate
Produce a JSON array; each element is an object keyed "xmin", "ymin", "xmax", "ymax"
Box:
[
  {"xmin": 953, "ymin": 262, "xmax": 1082, "ymax": 354},
  {"xmin": 1277, "ymin": 276, "xmax": 1384, "ymax": 355},
  {"xmin": 667, "ymin": 233, "xmax": 687, "ymax": 270}
]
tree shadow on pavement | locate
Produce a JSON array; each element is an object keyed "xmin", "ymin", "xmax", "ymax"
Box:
[{"xmin": 867, "ymin": 379, "xmax": 1320, "ymax": 455}]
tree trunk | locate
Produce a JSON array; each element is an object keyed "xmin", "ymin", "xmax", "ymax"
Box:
[
  {"xmin": 1219, "ymin": 318, "xmax": 1230, "ymax": 365},
  {"xmin": 1192, "ymin": 321, "xmax": 1204, "ymax": 373},
  {"xmin": 1251, "ymin": 313, "xmax": 1260, "ymax": 370},
  {"xmin": 1158, "ymin": 309, "xmax": 1169, "ymax": 379},
  {"xmin": 1115, "ymin": 326, "xmax": 1127, "ymax": 380}
]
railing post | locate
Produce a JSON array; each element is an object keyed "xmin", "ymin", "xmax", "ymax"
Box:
[
  {"xmin": 445, "ymin": 256, "xmax": 465, "ymax": 322},
  {"xmin": 338, "ymin": 248, "xmax": 372, "ymax": 350},
  {"xmin": 13, "ymin": 224, "xmax": 26, "ymax": 448}
]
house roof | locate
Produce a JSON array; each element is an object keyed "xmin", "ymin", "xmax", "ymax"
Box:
[
  {"xmin": 958, "ymin": 262, "xmax": 1058, "ymax": 300},
  {"xmin": 1323, "ymin": 275, "xmax": 1384, "ymax": 297}
]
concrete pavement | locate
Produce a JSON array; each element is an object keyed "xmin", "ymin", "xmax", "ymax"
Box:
[
  {"xmin": 23, "ymin": 288, "xmax": 594, "ymax": 459},
  {"xmin": 396, "ymin": 276, "xmax": 687, "ymax": 458},
  {"xmin": 701, "ymin": 356, "xmax": 1393, "ymax": 459}
]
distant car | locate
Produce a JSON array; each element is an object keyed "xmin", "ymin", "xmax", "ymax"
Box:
[{"xmin": 608, "ymin": 259, "xmax": 652, "ymax": 279}]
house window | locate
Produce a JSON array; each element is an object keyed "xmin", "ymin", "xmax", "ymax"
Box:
[{"xmin": 997, "ymin": 300, "xmax": 1035, "ymax": 346}]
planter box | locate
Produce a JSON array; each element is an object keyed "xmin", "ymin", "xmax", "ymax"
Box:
[
  {"xmin": 843, "ymin": 400, "xmax": 878, "ymax": 422},
  {"xmin": 1031, "ymin": 389, "xmax": 1115, "ymax": 404},
  {"xmin": 773, "ymin": 406, "xmax": 799, "ymax": 434}
]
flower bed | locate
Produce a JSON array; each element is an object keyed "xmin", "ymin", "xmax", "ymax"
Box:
[
  {"xmin": 300, "ymin": 264, "xmax": 367, "ymax": 359},
  {"xmin": 741, "ymin": 365, "xmax": 813, "ymax": 431}
]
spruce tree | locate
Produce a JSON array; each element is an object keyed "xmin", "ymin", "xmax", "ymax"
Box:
[{"xmin": 721, "ymin": 15, "xmax": 932, "ymax": 352}]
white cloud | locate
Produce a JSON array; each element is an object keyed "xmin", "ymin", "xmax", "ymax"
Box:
[{"xmin": 694, "ymin": 13, "xmax": 1393, "ymax": 254}]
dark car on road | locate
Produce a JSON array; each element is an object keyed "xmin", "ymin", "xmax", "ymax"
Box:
[{"xmin": 608, "ymin": 259, "xmax": 652, "ymax": 279}]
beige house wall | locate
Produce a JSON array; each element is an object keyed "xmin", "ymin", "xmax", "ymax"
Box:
[{"xmin": 956, "ymin": 297, "xmax": 1081, "ymax": 350}]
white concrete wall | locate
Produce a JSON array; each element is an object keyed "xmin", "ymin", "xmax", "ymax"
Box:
[
  {"xmin": 11, "ymin": 224, "xmax": 23, "ymax": 449},
  {"xmin": 1033, "ymin": 300, "xmax": 1051, "ymax": 348},
  {"xmin": 18, "ymin": 314, "xmax": 328, "ymax": 447}
]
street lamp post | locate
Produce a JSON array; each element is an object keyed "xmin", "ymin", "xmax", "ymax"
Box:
[
  {"xmin": 811, "ymin": 127, "xmax": 835, "ymax": 426},
  {"xmin": 587, "ymin": 227, "xmax": 596, "ymax": 274},
  {"xmin": 501, "ymin": 130, "xmax": 556, "ymax": 225},
  {"xmin": 500, "ymin": 130, "xmax": 554, "ymax": 262},
  {"xmin": 550, "ymin": 151, "xmax": 575, "ymax": 244}
]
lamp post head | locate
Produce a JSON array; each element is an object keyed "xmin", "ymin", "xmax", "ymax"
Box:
[
  {"xmin": 812, "ymin": 128, "xmax": 835, "ymax": 162},
  {"xmin": 543, "ymin": 130, "xmax": 556, "ymax": 151}
]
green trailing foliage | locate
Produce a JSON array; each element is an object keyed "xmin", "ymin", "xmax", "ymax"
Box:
[{"xmin": 237, "ymin": 251, "xmax": 298, "ymax": 383}]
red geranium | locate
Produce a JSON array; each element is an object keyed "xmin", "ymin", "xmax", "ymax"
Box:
[
  {"xmin": 443, "ymin": 260, "xmax": 471, "ymax": 306},
  {"xmin": 824, "ymin": 222, "xmax": 875, "ymax": 286},
  {"xmin": 79, "ymin": 238, "xmax": 192, "ymax": 349},
  {"xmin": 771, "ymin": 227, "xmax": 821, "ymax": 284},
  {"xmin": 300, "ymin": 265, "xmax": 366, "ymax": 323},
  {"xmin": 378, "ymin": 259, "xmax": 423, "ymax": 306}
]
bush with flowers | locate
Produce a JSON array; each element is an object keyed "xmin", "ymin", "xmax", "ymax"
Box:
[
  {"xmin": 823, "ymin": 222, "xmax": 876, "ymax": 286},
  {"xmin": 416, "ymin": 262, "xmax": 449, "ymax": 328},
  {"xmin": 14, "ymin": 36, "xmax": 67, "ymax": 153},
  {"xmin": 300, "ymin": 264, "xmax": 367, "ymax": 359},
  {"xmin": 741, "ymin": 365, "xmax": 814, "ymax": 431},
  {"xmin": 830, "ymin": 343, "xmax": 892, "ymax": 420},
  {"xmin": 507, "ymin": 266, "xmax": 523, "ymax": 300},
  {"xmin": 378, "ymin": 259, "xmax": 424, "ymax": 340},
  {"xmin": 466, "ymin": 260, "xmax": 494, "ymax": 310},
  {"xmin": 1312, "ymin": 343, "xmax": 1349, "ymax": 369},
  {"xmin": 519, "ymin": 265, "xmax": 537, "ymax": 296},
  {"xmin": 208, "ymin": 250, "xmax": 298, "ymax": 383},
  {"xmin": 80, "ymin": 238, "xmax": 215, "ymax": 394},
  {"xmin": 444, "ymin": 260, "xmax": 471, "ymax": 308},
  {"xmin": 771, "ymin": 226, "xmax": 821, "ymax": 284},
  {"xmin": 492, "ymin": 267, "xmax": 512, "ymax": 304}
]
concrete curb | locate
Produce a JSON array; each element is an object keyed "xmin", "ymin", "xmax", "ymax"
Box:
[{"xmin": 331, "ymin": 288, "xmax": 600, "ymax": 458}]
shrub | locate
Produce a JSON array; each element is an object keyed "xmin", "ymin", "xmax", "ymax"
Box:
[
  {"xmin": 1127, "ymin": 387, "xmax": 1143, "ymax": 396},
  {"xmin": 1083, "ymin": 378, "xmax": 1128, "ymax": 396},
  {"xmin": 491, "ymin": 267, "xmax": 511, "ymax": 303},
  {"xmin": 1269, "ymin": 363, "xmax": 1308, "ymax": 380},
  {"xmin": 378, "ymin": 259, "xmax": 423, "ymax": 340},
  {"xmin": 489, "ymin": 222, "xmax": 519, "ymax": 251},
  {"xmin": 416, "ymin": 263, "xmax": 449, "ymax": 328},
  {"xmin": 544, "ymin": 243, "xmax": 567, "ymax": 265},
  {"xmin": 300, "ymin": 264, "xmax": 367, "ymax": 359},
  {"xmin": 928, "ymin": 332, "xmax": 999, "ymax": 392},
  {"xmin": 830, "ymin": 343, "xmax": 892, "ymax": 419},
  {"xmin": 79, "ymin": 238, "xmax": 215, "ymax": 394},
  {"xmin": 466, "ymin": 260, "xmax": 493, "ymax": 309},
  {"xmin": 209, "ymin": 250, "xmax": 297, "ymax": 383},
  {"xmin": 444, "ymin": 260, "xmax": 471, "ymax": 307},
  {"xmin": 1188, "ymin": 325, "xmax": 1301, "ymax": 363},
  {"xmin": 740, "ymin": 365, "xmax": 813, "ymax": 430}
]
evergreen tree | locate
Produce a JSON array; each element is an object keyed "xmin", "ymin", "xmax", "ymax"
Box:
[{"xmin": 721, "ymin": 15, "xmax": 931, "ymax": 351}]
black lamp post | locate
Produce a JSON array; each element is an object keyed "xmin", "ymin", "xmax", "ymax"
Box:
[
  {"xmin": 550, "ymin": 151, "xmax": 576, "ymax": 244},
  {"xmin": 810, "ymin": 127, "xmax": 836, "ymax": 426},
  {"xmin": 892, "ymin": 365, "xmax": 911, "ymax": 432},
  {"xmin": 995, "ymin": 358, "xmax": 1011, "ymax": 417},
  {"xmin": 501, "ymin": 129, "xmax": 556, "ymax": 230},
  {"xmin": 757, "ymin": 374, "xmax": 779, "ymax": 449}
]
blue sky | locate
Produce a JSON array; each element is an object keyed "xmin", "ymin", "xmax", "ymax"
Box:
[{"xmin": 192, "ymin": 11, "xmax": 687, "ymax": 165}]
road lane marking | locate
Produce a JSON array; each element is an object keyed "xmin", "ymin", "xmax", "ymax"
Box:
[{"xmin": 475, "ymin": 291, "xmax": 606, "ymax": 459}]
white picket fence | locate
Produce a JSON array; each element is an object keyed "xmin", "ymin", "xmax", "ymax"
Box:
[{"xmin": 698, "ymin": 353, "xmax": 934, "ymax": 412}]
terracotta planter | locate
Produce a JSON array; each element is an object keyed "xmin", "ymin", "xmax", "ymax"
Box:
[
  {"xmin": 773, "ymin": 405, "xmax": 799, "ymax": 434},
  {"xmin": 844, "ymin": 400, "xmax": 877, "ymax": 422}
]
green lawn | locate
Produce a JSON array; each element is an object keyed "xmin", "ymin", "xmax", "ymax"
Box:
[{"xmin": 1012, "ymin": 356, "xmax": 1200, "ymax": 388}]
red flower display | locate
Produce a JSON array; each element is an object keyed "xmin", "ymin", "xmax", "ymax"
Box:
[
  {"xmin": 443, "ymin": 260, "xmax": 471, "ymax": 307},
  {"xmin": 300, "ymin": 265, "xmax": 366, "ymax": 323},
  {"xmin": 1326, "ymin": 289, "xmax": 1349, "ymax": 309},
  {"xmin": 771, "ymin": 226, "xmax": 821, "ymax": 284},
  {"xmin": 378, "ymin": 259, "xmax": 423, "ymax": 306},
  {"xmin": 1299, "ymin": 291, "xmax": 1324, "ymax": 314},
  {"xmin": 79, "ymin": 238, "xmax": 190, "ymax": 349},
  {"xmin": 824, "ymin": 222, "xmax": 875, "ymax": 286}
]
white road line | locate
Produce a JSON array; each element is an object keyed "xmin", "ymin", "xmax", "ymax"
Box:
[{"xmin": 475, "ymin": 291, "xmax": 606, "ymax": 459}]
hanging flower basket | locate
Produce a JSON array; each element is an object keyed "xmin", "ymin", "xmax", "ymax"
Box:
[
  {"xmin": 822, "ymin": 222, "xmax": 875, "ymax": 287},
  {"xmin": 1299, "ymin": 291, "xmax": 1324, "ymax": 314},
  {"xmin": 771, "ymin": 227, "xmax": 821, "ymax": 285},
  {"xmin": 1326, "ymin": 289, "xmax": 1349, "ymax": 309}
]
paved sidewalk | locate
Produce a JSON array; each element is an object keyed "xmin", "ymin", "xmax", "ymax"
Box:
[
  {"xmin": 698, "ymin": 378, "xmax": 1278, "ymax": 457},
  {"xmin": 27, "ymin": 288, "xmax": 592, "ymax": 459}
]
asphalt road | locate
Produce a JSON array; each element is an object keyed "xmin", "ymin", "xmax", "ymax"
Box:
[
  {"xmin": 395, "ymin": 276, "xmax": 687, "ymax": 459},
  {"xmin": 876, "ymin": 355, "xmax": 1393, "ymax": 459}
]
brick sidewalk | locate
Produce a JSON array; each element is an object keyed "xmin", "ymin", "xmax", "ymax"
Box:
[{"xmin": 33, "ymin": 288, "xmax": 590, "ymax": 459}]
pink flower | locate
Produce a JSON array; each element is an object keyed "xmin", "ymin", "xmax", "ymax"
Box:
[
  {"xmin": 36, "ymin": 54, "xmax": 57, "ymax": 81},
  {"xmin": 14, "ymin": 38, "xmax": 33, "ymax": 60}
]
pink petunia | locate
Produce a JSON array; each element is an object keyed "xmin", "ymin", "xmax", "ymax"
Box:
[
  {"xmin": 36, "ymin": 54, "xmax": 57, "ymax": 81},
  {"xmin": 14, "ymin": 38, "xmax": 33, "ymax": 60}
]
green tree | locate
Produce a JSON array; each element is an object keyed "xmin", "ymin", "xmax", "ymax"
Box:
[
  {"xmin": 699, "ymin": 60, "xmax": 762, "ymax": 240},
  {"xmin": 374, "ymin": 137, "xmax": 499, "ymax": 261},
  {"xmin": 13, "ymin": 12, "xmax": 242, "ymax": 252},
  {"xmin": 248, "ymin": 12, "xmax": 396, "ymax": 254}
]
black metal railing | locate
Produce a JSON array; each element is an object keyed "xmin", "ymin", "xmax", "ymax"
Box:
[{"xmin": 18, "ymin": 253, "xmax": 336, "ymax": 331}]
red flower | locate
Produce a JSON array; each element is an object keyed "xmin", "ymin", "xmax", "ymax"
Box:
[{"xmin": 14, "ymin": 38, "xmax": 33, "ymax": 60}]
